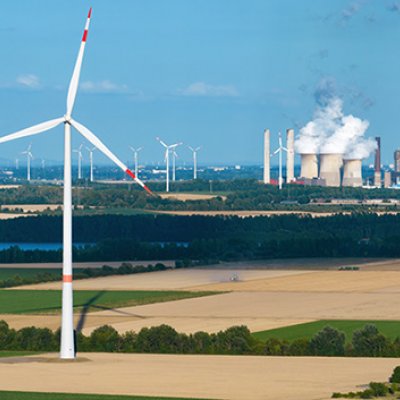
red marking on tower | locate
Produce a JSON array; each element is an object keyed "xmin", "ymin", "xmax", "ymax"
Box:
[
  {"xmin": 82, "ymin": 30, "xmax": 88, "ymax": 42},
  {"xmin": 63, "ymin": 275, "xmax": 73, "ymax": 283},
  {"xmin": 88, "ymin": 7, "xmax": 92, "ymax": 18}
]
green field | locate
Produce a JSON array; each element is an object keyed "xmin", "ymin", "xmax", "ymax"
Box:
[
  {"xmin": 0, "ymin": 392, "xmax": 211, "ymax": 400},
  {"xmin": 0, "ymin": 290, "xmax": 219, "ymax": 314},
  {"xmin": 0, "ymin": 268, "xmax": 60, "ymax": 280},
  {"xmin": 0, "ymin": 351, "xmax": 42, "ymax": 358},
  {"xmin": 253, "ymin": 320, "xmax": 400, "ymax": 343}
]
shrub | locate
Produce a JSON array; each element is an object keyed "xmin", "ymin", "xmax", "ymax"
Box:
[
  {"xmin": 390, "ymin": 366, "xmax": 400, "ymax": 383},
  {"xmin": 369, "ymin": 382, "xmax": 388, "ymax": 397}
]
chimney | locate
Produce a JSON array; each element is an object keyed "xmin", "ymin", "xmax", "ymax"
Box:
[
  {"xmin": 342, "ymin": 159, "xmax": 362, "ymax": 187},
  {"xmin": 319, "ymin": 153, "xmax": 343, "ymax": 187},
  {"xmin": 263, "ymin": 129, "xmax": 270, "ymax": 184},
  {"xmin": 300, "ymin": 154, "xmax": 318, "ymax": 179},
  {"xmin": 374, "ymin": 137, "xmax": 381, "ymax": 187},
  {"xmin": 286, "ymin": 128, "xmax": 295, "ymax": 183}
]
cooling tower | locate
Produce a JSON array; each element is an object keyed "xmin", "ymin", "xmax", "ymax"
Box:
[
  {"xmin": 300, "ymin": 154, "xmax": 318, "ymax": 179},
  {"xmin": 286, "ymin": 128, "xmax": 295, "ymax": 183},
  {"xmin": 319, "ymin": 153, "xmax": 343, "ymax": 187},
  {"xmin": 342, "ymin": 159, "xmax": 362, "ymax": 187},
  {"xmin": 263, "ymin": 129, "xmax": 270, "ymax": 184}
]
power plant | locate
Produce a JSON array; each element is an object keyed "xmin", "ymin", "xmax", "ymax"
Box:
[{"xmin": 263, "ymin": 128, "xmax": 378, "ymax": 188}]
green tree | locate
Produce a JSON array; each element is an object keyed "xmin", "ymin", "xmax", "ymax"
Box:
[
  {"xmin": 309, "ymin": 326, "xmax": 345, "ymax": 356},
  {"xmin": 89, "ymin": 325, "xmax": 120, "ymax": 352},
  {"xmin": 352, "ymin": 324, "xmax": 391, "ymax": 357}
]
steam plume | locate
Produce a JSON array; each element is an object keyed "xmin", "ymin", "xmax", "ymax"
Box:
[{"xmin": 295, "ymin": 96, "xmax": 376, "ymax": 159}]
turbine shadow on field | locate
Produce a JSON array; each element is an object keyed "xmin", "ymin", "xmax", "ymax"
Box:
[{"xmin": 76, "ymin": 290, "xmax": 106, "ymax": 332}]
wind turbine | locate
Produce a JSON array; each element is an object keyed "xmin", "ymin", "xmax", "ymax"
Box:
[
  {"xmin": 21, "ymin": 144, "xmax": 33, "ymax": 181},
  {"xmin": 188, "ymin": 146, "xmax": 201, "ymax": 180},
  {"xmin": 272, "ymin": 132, "xmax": 287, "ymax": 190},
  {"xmin": 0, "ymin": 8, "xmax": 153, "ymax": 360},
  {"xmin": 156, "ymin": 138, "xmax": 182, "ymax": 192},
  {"xmin": 171, "ymin": 146, "xmax": 181, "ymax": 182},
  {"xmin": 73, "ymin": 144, "xmax": 84, "ymax": 179},
  {"xmin": 130, "ymin": 146, "xmax": 143, "ymax": 178},
  {"xmin": 15, "ymin": 158, "xmax": 19, "ymax": 170},
  {"xmin": 86, "ymin": 146, "xmax": 96, "ymax": 182}
]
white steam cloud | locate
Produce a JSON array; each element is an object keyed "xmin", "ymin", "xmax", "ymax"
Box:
[{"xmin": 295, "ymin": 96, "xmax": 376, "ymax": 159}]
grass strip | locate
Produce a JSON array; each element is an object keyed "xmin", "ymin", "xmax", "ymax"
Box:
[
  {"xmin": 0, "ymin": 289, "xmax": 221, "ymax": 314},
  {"xmin": 253, "ymin": 320, "xmax": 400, "ymax": 343}
]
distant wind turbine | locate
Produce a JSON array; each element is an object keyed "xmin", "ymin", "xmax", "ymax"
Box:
[
  {"xmin": 73, "ymin": 144, "xmax": 83, "ymax": 179},
  {"xmin": 272, "ymin": 132, "xmax": 288, "ymax": 190},
  {"xmin": 156, "ymin": 137, "xmax": 182, "ymax": 192},
  {"xmin": 21, "ymin": 144, "xmax": 33, "ymax": 181},
  {"xmin": 86, "ymin": 146, "xmax": 96, "ymax": 182},
  {"xmin": 130, "ymin": 146, "xmax": 143, "ymax": 178},
  {"xmin": 0, "ymin": 8, "xmax": 153, "ymax": 360},
  {"xmin": 188, "ymin": 146, "xmax": 201, "ymax": 180}
]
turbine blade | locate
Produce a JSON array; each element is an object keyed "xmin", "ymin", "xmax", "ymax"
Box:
[
  {"xmin": 71, "ymin": 119, "xmax": 154, "ymax": 195},
  {"xmin": 157, "ymin": 138, "xmax": 168, "ymax": 148},
  {"xmin": 0, "ymin": 118, "xmax": 64, "ymax": 145},
  {"xmin": 66, "ymin": 8, "xmax": 92, "ymax": 116}
]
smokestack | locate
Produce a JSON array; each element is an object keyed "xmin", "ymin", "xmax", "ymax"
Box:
[
  {"xmin": 286, "ymin": 128, "xmax": 295, "ymax": 183},
  {"xmin": 300, "ymin": 154, "xmax": 318, "ymax": 179},
  {"xmin": 263, "ymin": 129, "xmax": 270, "ymax": 184},
  {"xmin": 319, "ymin": 153, "xmax": 343, "ymax": 187},
  {"xmin": 374, "ymin": 137, "xmax": 381, "ymax": 187},
  {"xmin": 342, "ymin": 159, "xmax": 362, "ymax": 187}
]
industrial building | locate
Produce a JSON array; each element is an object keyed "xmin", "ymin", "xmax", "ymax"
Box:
[{"xmin": 263, "ymin": 130, "xmax": 383, "ymax": 188}]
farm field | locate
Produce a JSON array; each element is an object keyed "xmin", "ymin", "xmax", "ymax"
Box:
[
  {"xmin": 0, "ymin": 392, "xmax": 206, "ymax": 400},
  {"xmin": 0, "ymin": 353, "xmax": 398, "ymax": 400},
  {"xmin": 0, "ymin": 290, "xmax": 218, "ymax": 314},
  {"xmin": 253, "ymin": 320, "xmax": 400, "ymax": 343},
  {"xmin": 16, "ymin": 269, "xmax": 311, "ymax": 290}
]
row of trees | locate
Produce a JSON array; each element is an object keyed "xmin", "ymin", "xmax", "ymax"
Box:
[
  {"xmin": 1, "ymin": 322, "xmax": 399, "ymax": 358},
  {"xmin": 1, "ymin": 182, "xmax": 400, "ymax": 210},
  {"xmin": 0, "ymin": 262, "xmax": 169, "ymax": 288}
]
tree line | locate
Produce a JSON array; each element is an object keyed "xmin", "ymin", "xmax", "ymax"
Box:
[
  {"xmin": 1, "ymin": 182, "xmax": 400, "ymax": 211},
  {"xmin": 1, "ymin": 213, "xmax": 400, "ymax": 262},
  {"xmin": 1, "ymin": 322, "xmax": 400, "ymax": 359}
]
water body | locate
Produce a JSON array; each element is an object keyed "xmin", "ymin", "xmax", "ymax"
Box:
[{"xmin": 0, "ymin": 243, "xmax": 91, "ymax": 251}]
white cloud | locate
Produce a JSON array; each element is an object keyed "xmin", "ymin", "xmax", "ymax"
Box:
[
  {"xmin": 16, "ymin": 74, "xmax": 40, "ymax": 88},
  {"xmin": 178, "ymin": 82, "xmax": 239, "ymax": 97},
  {"xmin": 80, "ymin": 80, "xmax": 129, "ymax": 93}
]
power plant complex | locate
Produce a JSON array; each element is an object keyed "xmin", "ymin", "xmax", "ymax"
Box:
[{"xmin": 263, "ymin": 130, "xmax": 396, "ymax": 188}]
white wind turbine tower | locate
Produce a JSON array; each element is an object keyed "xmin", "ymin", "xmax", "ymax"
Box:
[
  {"xmin": 188, "ymin": 146, "xmax": 201, "ymax": 180},
  {"xmin": 15, "ymin": 158, "xmax": 19, "ymax": 170},
  {"xmin": 156, "ymin": 137, "xmax": 182, "ymax": 192},
  {"xmin": 171, "ymin": 145, "xmax": 182, "ymax": 182},
  {"xmin": 21, "ymin": 144, "xmax": 33, "ymax": 181},
  {"xmin": 73, "ymin": 144, "xmax": 84, "ymax": 179},
  {"xmin": 272, "ymin": 132, "xmax": 288, "ymax": 190},
  {"xmin": 130, "ymin": 146, "xmax": 143, "ymax": 178},
  {"xmin": 86, "ymin": 146, "xmax": 96, "ymax": 182},
  {"xmin": 0, "ymin": 8, "xmax": 153, "ymax": 360}
]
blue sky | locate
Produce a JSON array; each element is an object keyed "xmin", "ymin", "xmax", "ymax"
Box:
[{"xmin": 0, "ymin": 0, "xmax": 399, "ymax": 166}]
